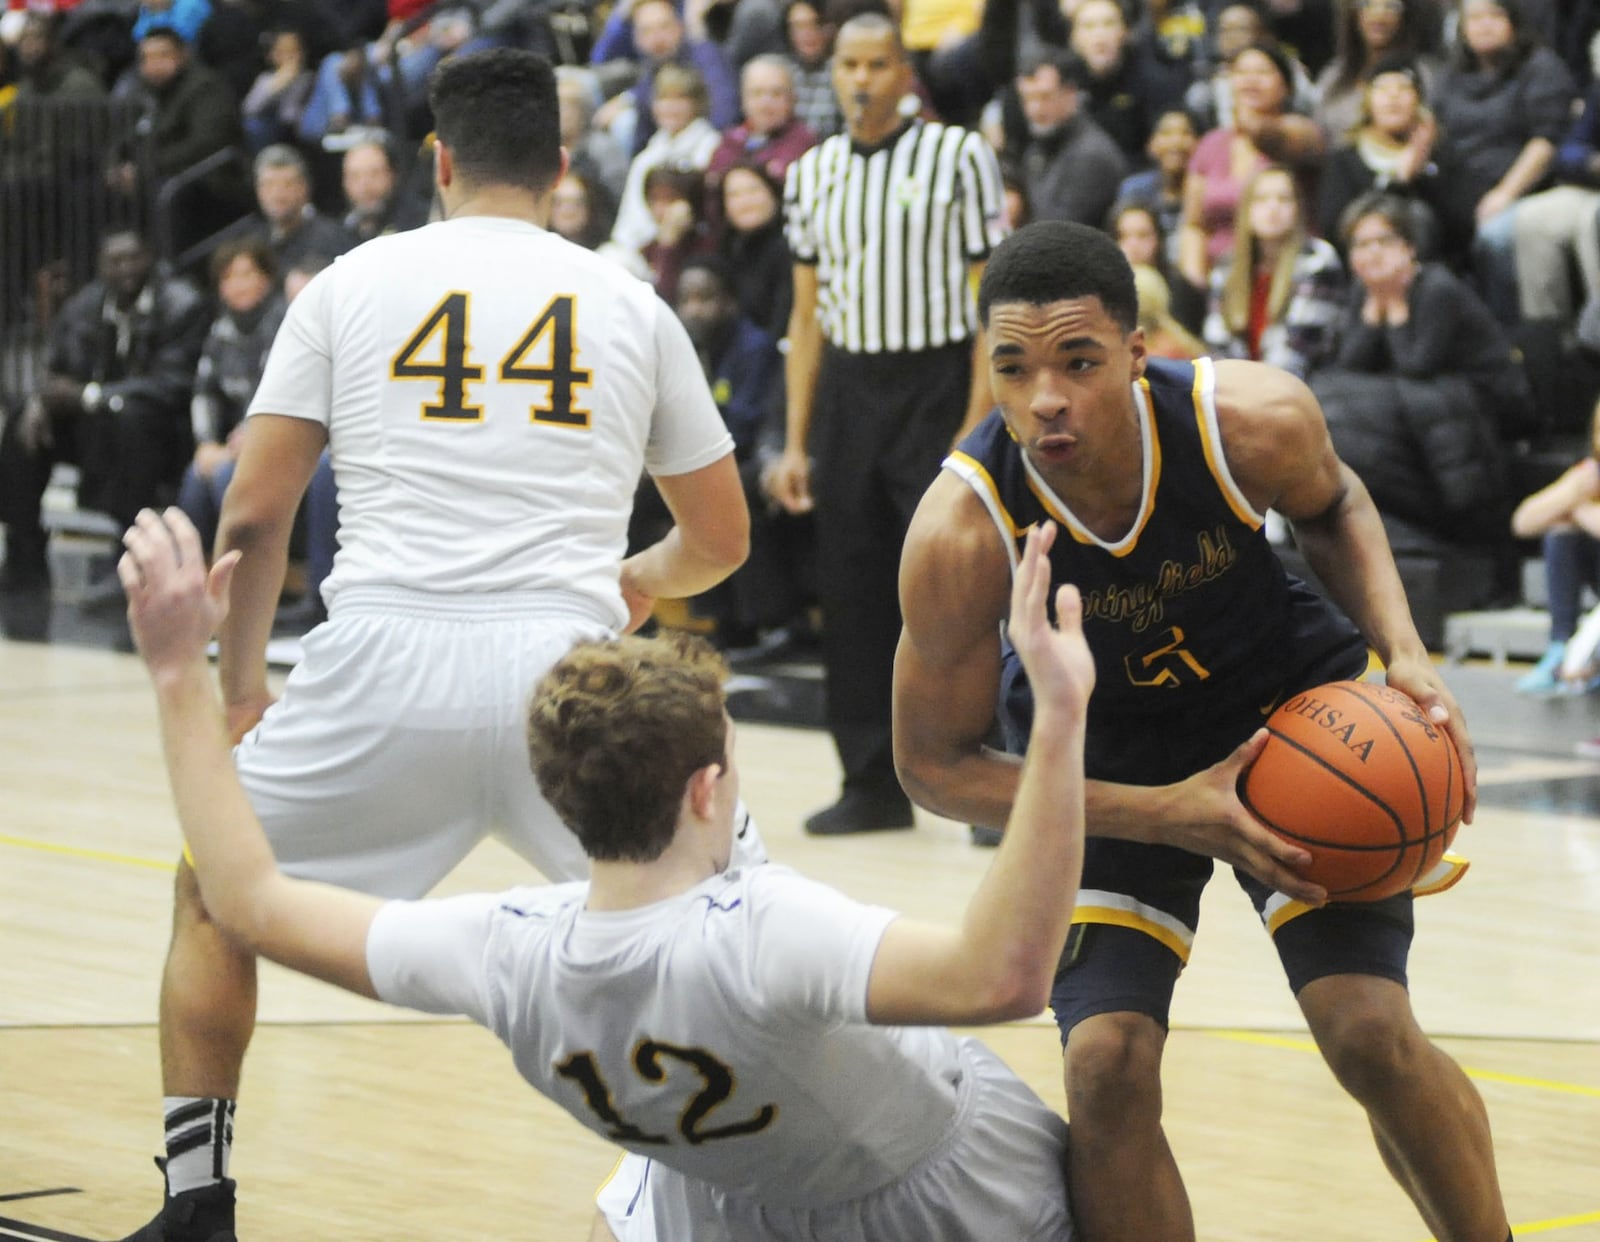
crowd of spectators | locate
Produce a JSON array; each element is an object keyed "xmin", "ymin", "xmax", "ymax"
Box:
[{"xmin": 4, "ymin": 0, "xmax": 1600, "ymax": 657}]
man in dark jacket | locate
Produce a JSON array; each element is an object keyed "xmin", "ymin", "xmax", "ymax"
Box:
[
  {"xmin": 1012, "ymin": 49, "xmax": 1128, "ymax": 227},
  {"xmin": 0, "ymin": 231, "xmax": 210, "ymax": 592},
  {"xmin": 115, "ymin": 27, "xmax": 250, "ymax": 252}
]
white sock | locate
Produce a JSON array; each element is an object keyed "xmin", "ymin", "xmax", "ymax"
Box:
[{"xmin": 162, "ymin": 1096, "xmax": 235, "ymax": 1196}]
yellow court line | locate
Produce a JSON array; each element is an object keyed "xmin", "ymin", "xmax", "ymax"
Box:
[
  {"xmin": 1416, "ymin": 1210, "xmax": 1600, "ymax": 1241},
  {"xmin": 1203, "ymin": 1030, "xmax": 1600, "ymax": 1099},
  {"xmin": 0, "ymin": 832, "xmax": 175, "ymax": 872}
]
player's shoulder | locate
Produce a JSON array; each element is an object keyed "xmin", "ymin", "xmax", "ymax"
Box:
[
  {"xmin": 902, "ymin": 471, "xmax": 1013, "ymax": 628},
  {"xmin": 1212, "ymin": 358, "xmax": 1318, "ymax": 430},
  {"xmin": 1210, "ymin": 359, "xmax": 1326, "ymax": 479}
]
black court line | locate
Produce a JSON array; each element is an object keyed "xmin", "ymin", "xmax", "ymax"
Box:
[
  {"xmin": 0, "ymin": 1214, "xmax": 94, "ymax": 1242},
  {"xmin": 0, "ymin": 1193, "xmax": 79, "ymax": 1205}
]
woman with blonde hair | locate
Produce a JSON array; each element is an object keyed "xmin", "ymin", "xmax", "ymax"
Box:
[
  {"xmin": 1132, "ymin": 263, "xmax": 1206, "ymax": 358},
  {"xmin": 1202, "ymin": 162, "xmax": 1344, "ymax": 377}
]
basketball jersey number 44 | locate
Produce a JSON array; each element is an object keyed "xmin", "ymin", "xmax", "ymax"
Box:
[{"xmin": 390, "ymin": 291, "xmax": 593, "ymax": 428}]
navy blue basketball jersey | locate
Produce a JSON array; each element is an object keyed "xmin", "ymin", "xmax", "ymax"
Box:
[{"xmin": 948, "ymin": 357, "xmax": 1367, "ymax": 785}]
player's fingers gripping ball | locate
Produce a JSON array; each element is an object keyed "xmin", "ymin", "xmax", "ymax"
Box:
[{"xmin": 1239, "ymin": 681, "xmax": 1464, "ymax": 902}]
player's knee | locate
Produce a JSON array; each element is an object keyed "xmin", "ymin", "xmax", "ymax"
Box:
[
  {"xmin": 1315, "ymin": 999, "xmax": 1426, "ymax": 1102},
  {"xmin": 1063, "ymin": 1012, "xmax": 1165, "ymax": 1127}
]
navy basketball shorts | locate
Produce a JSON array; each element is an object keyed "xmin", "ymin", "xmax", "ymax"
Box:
[{"xmin": 1048, "ymin": 837, "xmax": 1415, "ymax": 1040}]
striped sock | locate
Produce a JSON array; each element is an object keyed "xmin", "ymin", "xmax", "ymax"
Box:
[{"xmin": 162, "ymin": 1097, "xmax": 235, "ymax": 1196}]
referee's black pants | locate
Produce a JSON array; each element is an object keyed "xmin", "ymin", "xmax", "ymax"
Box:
[{"xmin": 809, "ymin": 340, "xmax": 971, "ymax": 796}]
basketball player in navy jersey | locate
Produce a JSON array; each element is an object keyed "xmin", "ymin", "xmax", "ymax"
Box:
[{"xmin": 893, "ymin": 221, "xmax": 1512, "ymax": 1242}]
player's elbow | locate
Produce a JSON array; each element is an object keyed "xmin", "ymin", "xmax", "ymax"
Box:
[
  {"xmin": 894, "ymin": 739, "xmax": 960, "ymax": 822},
  {"xmin": 216, "ymin": 488, "xmax": 296, "ymax": 555},
  {"xmin": 193, "ymin": 873, "xmax": 270, "ymax": 955},
  {"xmin": 968, "ymin": 961, "xmax": 1053, "ymax": 1023}
]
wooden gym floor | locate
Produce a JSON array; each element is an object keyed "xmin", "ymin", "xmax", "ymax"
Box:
[{"xmin": 1, "ymin": 635, "xmax": 1597, "ymax": 1241}]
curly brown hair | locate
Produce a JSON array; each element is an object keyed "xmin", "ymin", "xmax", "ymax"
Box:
[{"xmin": 527, "ymin": 634, "xmax": 730, "ymax": 862}]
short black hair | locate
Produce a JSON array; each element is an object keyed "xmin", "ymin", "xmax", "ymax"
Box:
[
  {"xmin": 139, "ymin": 26, "xmax": 187, "ymax": 50},
  {"xmin": 978, "ymin": 221, "xmax": 1137, "ymax": 331},
  {"xmin": 209, "ymin": 236, "xmax": 277, "ymax": 287},
  {"xmin": 429, "ymin": 48, "xmax": 562, "ymax": 195},
  {"xmin": 1017, "ymin": 47, "xmax": 1089, "ymax": 88}
]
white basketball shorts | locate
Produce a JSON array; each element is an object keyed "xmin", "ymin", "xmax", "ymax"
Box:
[{"xmin": 235, "ymin": 587, "xmax": 765, "ymax": 897}]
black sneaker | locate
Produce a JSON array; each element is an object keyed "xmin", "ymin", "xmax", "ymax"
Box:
[
  {"xmin": 803, "ymin": 787, "xmax": 915, "ymax": 835},
  {"xmin": 119, "ymin": 1160, "xmax": 237, "ymax": 1242},
  {"xmin": 969, "ymin": 824, "xmax": 1003, "ymax": 848}
]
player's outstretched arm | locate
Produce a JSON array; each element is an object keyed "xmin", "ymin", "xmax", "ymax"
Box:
[
  {"xmin": 868, "ymin": 521, "xmax": 1091, "ymax": 1026},
  {"xmin": 121, "ymin": 508, "xmax": 383, "ymax": 998}
]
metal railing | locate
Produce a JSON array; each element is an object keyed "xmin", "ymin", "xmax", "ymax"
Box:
[{"xmin": 0, "ymin": 96, "xmax": 154, "ymax": 408}]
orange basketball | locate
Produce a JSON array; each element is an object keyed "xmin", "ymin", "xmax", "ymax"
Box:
[{"xmin": 1239, "ymin": 681, "xmax": 1464, "ymax": 902}]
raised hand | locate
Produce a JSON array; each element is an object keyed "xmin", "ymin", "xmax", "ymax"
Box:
[
  {"xmin": 119, "ymin": 508, "xmax": 240, "ymax": 683},
  {"xmin": 1005, "ymin": 522, "xmax": 1094, "ymax": 718}
]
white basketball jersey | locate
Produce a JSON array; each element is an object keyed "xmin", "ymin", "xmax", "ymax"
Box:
[
  {"xmin": 366, "ymin": 866, "xmax": 968, "ymax": 1207},
  {"xmin": 247, "ymin": 217, "xmax": 733, "ymax": 627}
]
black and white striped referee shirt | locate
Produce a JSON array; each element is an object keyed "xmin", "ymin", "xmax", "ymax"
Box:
[{"xmin": 783, "ymin": 119, "xmax": 1006, "ymax": 355}]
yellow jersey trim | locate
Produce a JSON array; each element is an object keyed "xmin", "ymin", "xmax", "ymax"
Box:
[
  {"xmin": 1191, "ymin": 357, "xmax": 1263, "ymax": 529},
  {"xmin": 1021, "ymin": 379, "xmax": 1162, "ymax": 558},
  {"xmin": 945, "ymin": 451, "xmax": 1026, "ymax": 570}
]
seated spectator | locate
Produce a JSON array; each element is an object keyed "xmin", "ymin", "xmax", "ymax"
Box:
[
  {"xmin": 783, "ymin": 0, "xmax": 842, "ymax": 139},
  {"xmin": 1508, "ymin": 396, "xmax": 1600, "ymax": 693},
  {"xmin": 225, "ymin": 143, "xmax": 357, "ymax": 275},
  {"xmin": 1513, "ymin": 64, "xmax": 1600, "ymax": 336},
  {"xmin": 1067, "ymin": 0, "xmax": 1192, "ymax": 166},
  {"xmin": 1113, "ymin": 106, "xmax": 1200, "ymax": 262},
  {"xmin": 1133, "ymin": 262, "xmax": 1207, "ymax": 358},
  {"xmin": 1202, "ymin": 162, "xmax": 1344, "ymax": 377},
  {"xmin": 608, "ymin": 63, "xmax": 721, "ymax": 253},
  {"xmin": 1180, "ymin": 40, "xmax": 1325, "ymax": 289},
  {"xmin": 550, "ymin": 170, "xmax": 618, "ymax": 248},
  {"xmin": 1185, "ymin": 3, "xmax": 1317, "ymax": 131},
  {"xmin": 341, "ymin": 137, "xmax": 401, "ymax": 242},
  {"xmin": 298, "ymin": 44, "xmax": 391, "ymax": 150},
  {"xmin": 1011, "ymin": 49, "xmax": 1127, "ymax": 227},
  {"xmin": 1431, "ymin": 0, "xmax": 1574, "ymax": 324},
  {"xmin": 640, "ymin": 164, "xmax": 717, "ymax": 301},
  {"xmin": 116, "ymin": 27, "xmax": 249, "ymax": 251},
  {"xmin": 240, "ymin": 26, "xmax": 313, "ymax": 152},
  {"xmin": 176, "ymin": 238, "xmax": 285, "ymax": 555},
  {"xmin": 1312, "ymin": 0, "xmax": 1441, "ymax": 142},
  {"xmin": 1141, "ymin": 0, "xmax": 1211, "ymax": 85},
  {"xmin": 1316, "ymin": 55, "xmax": 1461, "ymax": 263},
  {"xmin": 12, "ymin": 12, "xmax": 104, "ymax": 105},
  {"xmin": 704, "ymin": 54, "xmax": 816, "ymax": 212},
  {"xmin": 1311, "ymin": 193, "xmax": 1528, "ymax": 552},
  {"xmin": 0, "ymin": 231, "xmax": 209, "ymax": 596},
  {"xmin": 717, "ymin": 160, "xmax": 792, "ymax": 339},
  {"xmin": 556, "ymin": 64, "xmax": 630, "ymax": 199},
  {"xmin": 1111, "ymin": 200, "xmax": 1205, "ymax": 331},
  {"xmin": 598, "ymin": 0, "xmax": 737, "ymax": 156}
]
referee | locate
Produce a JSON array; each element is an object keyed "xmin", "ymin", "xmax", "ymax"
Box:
[{"xmin": 771, "ymin": 12, "xmax": 1005, "ymax": 836}]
